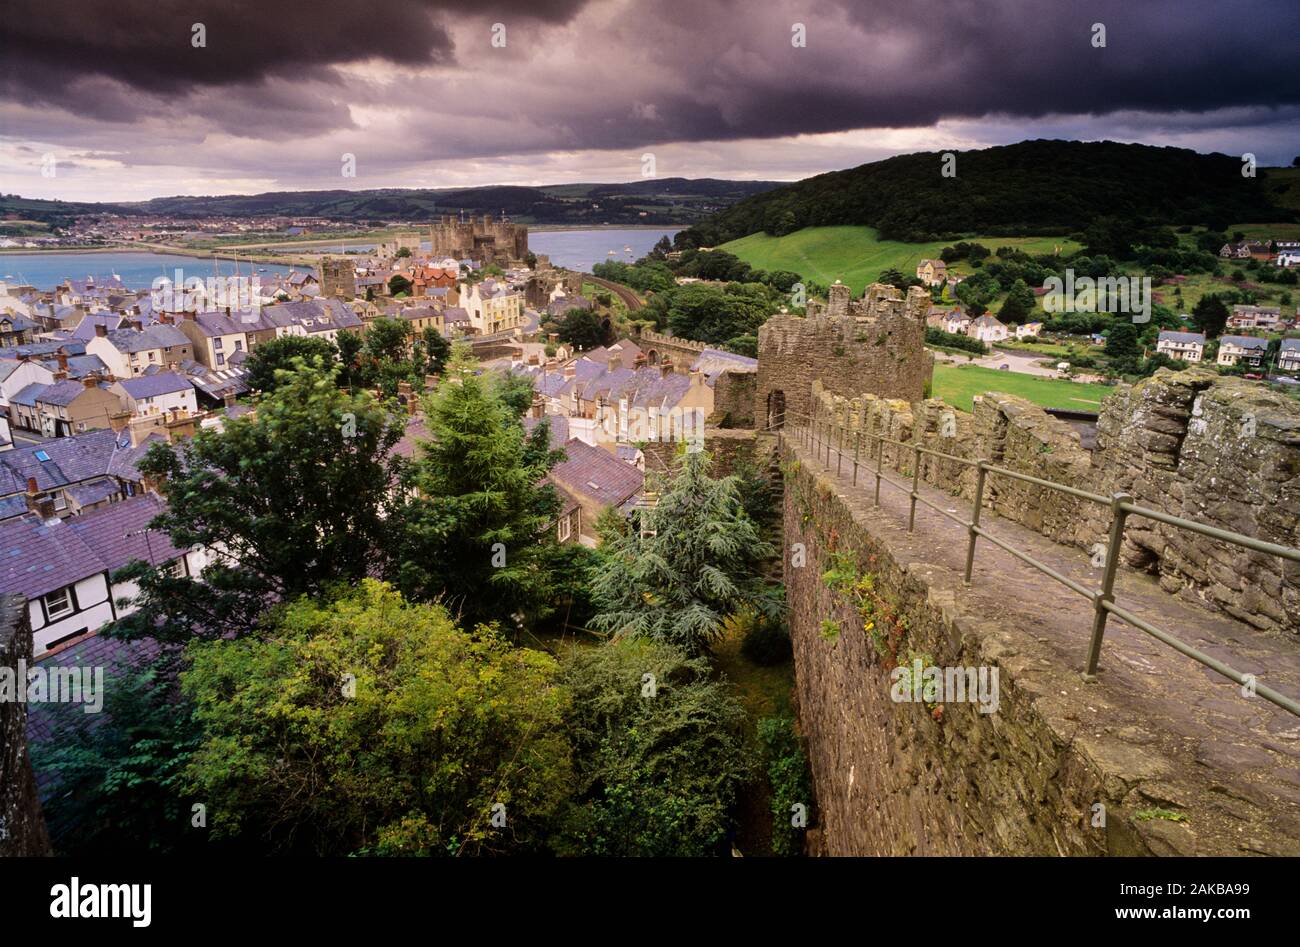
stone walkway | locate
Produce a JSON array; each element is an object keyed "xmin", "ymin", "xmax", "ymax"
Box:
[{"xmin": 785, "ymin": 425, "xmax": 1300, "ymax": 853}]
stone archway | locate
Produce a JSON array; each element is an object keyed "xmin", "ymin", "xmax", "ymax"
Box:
[
  {"xmin": 766, "ymin": 390, "xmax": 786, "ymax": 430},
  {"xmin": 647, "ymin": 349, "xmax": 659, "ymax": 365}
]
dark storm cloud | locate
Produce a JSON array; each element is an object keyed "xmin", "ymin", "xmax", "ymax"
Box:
[{"xmin": 0, "ymin": 0, "xmax": 587, "ymax": 107}]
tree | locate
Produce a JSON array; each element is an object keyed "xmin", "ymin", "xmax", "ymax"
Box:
[
  {"xmin": 998, "ymin": 278, "xmax": 1037, "ymax": 324},
  {"xmin": 553, "ymin": 638, "xmax": 751, "ymax": 856},
  {"xmin": 387, "ymin": 347, "xmax": 567, "ymax": 631},
  {"xmin": 387, "ymin": 274, "xmax": 412, "ymax": 296},
  {"xmin": 1104, "ymin": 320, "xmax": 1141, "ymax": 374},
  {"xmin": 364, "ymin": 316, "xmax": 413, "ymax": 365},
  {"xmin": 395, "ymin": 246, "xmax": 412, "ymax": 259},
  {"xmin": 420, "ymin": 327, "xmax": 450, "ymax": 376},
  {"xmin": 1192, "ymin": 294, "xmax": 1231, "ymax": 338},
  {"xmin": 589, "ymin": 451, "xmax": 776, "ymax": 655},
  {"xmin": 109, "ymin": 364, "xmax": 407, "ymax": 644},
  {"xmin": 335, "ymin": 328, "xmax": 366, "ymax": 390},
  {"xmin": 30, "ymin": 659, "xmax": 206, "ymax": 855},
  {"xmin": 243, "ymin": 334, "xmax": 336, "ymax": 393},
  {"xmin": 555, "ymin": 306, "xmax": 607, "ymax": 351},
  {"xmin": 181, "ymin": 581, "xmax": 573, "ymax": 855}
]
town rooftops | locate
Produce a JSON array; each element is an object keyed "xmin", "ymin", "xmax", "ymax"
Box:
[
  {"xmin": 0, "ymin": 428, "xmax": 149, "ymax": 498},
  {"xmin": 1280, "ymin": 339, "xmax": 1300, "ymax": 355}
]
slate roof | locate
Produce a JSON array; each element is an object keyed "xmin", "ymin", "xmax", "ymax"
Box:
[
  {"xmin": 71, "ymin": 314, "xmax": 123, "ymax": 341},
  {"xmin": 37, "ymin": 379, "xmax": 106, "ymax": 407},
  {"xmin": 548, "ymin": 438, "xmax": 644, "ymax": 508},
  {"xmin": 13, "ymin": 340, "xmax": 87, "ymax": 359},
  {"xmin": 10, "ymin": 382, "xmax": 48, "ymax": 406},
  {"xmin": 103, "ymin": 324, "xmax": 190, "ymax": 353},
  {"xmin": 692, "ymin": 348, "xmax": 758, "ymax": 384},
  {"xmin": 1158, "ymin": 331, "xmax": 1206, "ymax": 344},
  {"xmin": 1280, "ymin": 339, "xmax": 1300, "ymax": 355},
  {"xmin": 523, "ymin": 414, "xmax": 570, "ymax": 449},
  {"xmin": 37, "ymin": 354, "xmax": 108, "ymax": 379},
  {"xmin": 66, "ymin": 476, "xmax": 120, "ymax": 508},
  {"xmin": 1219, "ymin": 335, "xmax": 1269, "ymax": 351},
  {"xmin": 0, "ymin": 428, "xmax": 147, "ymax": 498},
  {"xmin": 116, "ymin": 372, "xmax": 193, "ymax": 399}
]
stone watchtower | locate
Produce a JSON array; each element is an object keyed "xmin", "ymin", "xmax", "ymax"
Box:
[
  {"xmin": 320, "ymin": 257, "xmax": 357, "ymax": 299},
  {"xmin": 755, "ymin": 282, "xmax": 932, "ymax": 430}
]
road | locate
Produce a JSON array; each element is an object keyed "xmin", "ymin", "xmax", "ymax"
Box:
[{"xmin": 932, "ymin": 346, "xmax": 1104, "ymax": 382}]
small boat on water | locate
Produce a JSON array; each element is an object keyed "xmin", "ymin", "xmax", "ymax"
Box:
[
  {"xmin": 607, "ymin": 249, "xmax": 616, "ymax": 255},
  {"xmin": 624, "ymin": 245, "xmax": 632, "ymax": 252}
]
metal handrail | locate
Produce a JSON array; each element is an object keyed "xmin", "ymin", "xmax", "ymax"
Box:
[{"xmin": 769, "ymin": 404, "xmax": 1300, "ymax": 718}]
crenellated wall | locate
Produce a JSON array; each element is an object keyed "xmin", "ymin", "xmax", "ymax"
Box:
[{"xmin": 807, "ymin": 366, "xmax": 1300, "ymax": 635}]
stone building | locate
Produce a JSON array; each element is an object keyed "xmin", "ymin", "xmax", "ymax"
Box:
[
  {"xmin": 320, "ymin": 257, "xmax": 356, "ymax": 299},
  {"xmin": 429, "ymin": 214, "xmax": 528, "ymax": 266},
  {"xmin": 755, "ymin": 281, "xmax": 931, "ymax": 431}
]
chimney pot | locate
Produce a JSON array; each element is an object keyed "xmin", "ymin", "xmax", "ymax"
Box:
[
  {"xmin": 95, "ymin": 323, "xmax": 108, "ymax": 337},
  {"xmin": 26, "ymin": 476, "xmax": 38, "ymax": 494}
]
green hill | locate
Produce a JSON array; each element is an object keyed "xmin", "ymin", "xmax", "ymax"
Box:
[
  {"xmin": 680, "ymin": 140, "xmax": 1294, "ymax": 247},
  {"xmin": 721, "ymin": 226, "xmax": 1080, "ymax": 294}
]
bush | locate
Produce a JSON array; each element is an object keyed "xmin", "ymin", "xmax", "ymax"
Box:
[
  {"xmin": 758, "ymin": 715, "xmax": 814, "ymax": 857},
  {"xmin": 554, "ymin": 638, "xmax": 752, "ymax": 856}
]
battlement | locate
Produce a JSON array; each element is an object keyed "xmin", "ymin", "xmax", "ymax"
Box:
[{"xmin": 756, "ymin": 282, "xmax": 931, "ymax": 428}]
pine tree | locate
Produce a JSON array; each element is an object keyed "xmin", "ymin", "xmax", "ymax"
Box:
[{"xmin": 589, "ymin": 451, "xmax": 776, "ymax": 655}]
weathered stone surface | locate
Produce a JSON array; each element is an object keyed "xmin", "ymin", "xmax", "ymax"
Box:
[
  {"xmin": 0, "ymin": 594, "xmax": 51, "ymax": 856},
  {"xmin": 780, "ymin": 438, "xmax": 1300, "ymax": 857}
]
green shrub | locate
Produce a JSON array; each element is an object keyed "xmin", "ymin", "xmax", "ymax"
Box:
[
  {"xmin": 740, "ymin": 613, "xmax": 793, "ymax": 666},
  {"xmin": 758, "ymin": 715, "xmax": 814, "ymax": 857}
]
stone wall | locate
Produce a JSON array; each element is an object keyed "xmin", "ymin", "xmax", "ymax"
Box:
[
  {"xmin": 781, "ymin": 456, "xmax": 1300, "ymax": 856},
  {"xmin": 712, "ymin": 371, "xmax": 756, "ymax": 429},
  {"xmin": 808, "ymin": 366, "xmax": 1300, "ymax": 636},
  {"xmin": 0, "ymin": 594, "xmax": 51, "ymax": 856},
  {"xmin": 756, "ymin": 282, "xmax": 932, "ymax": 431}
]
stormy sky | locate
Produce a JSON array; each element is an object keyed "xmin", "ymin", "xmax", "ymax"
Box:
[{"xmin": 1, "ymin": 0, "xmax": 1297, "ymax": 201}]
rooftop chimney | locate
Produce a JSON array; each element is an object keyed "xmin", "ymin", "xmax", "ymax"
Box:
[
  {"xmin": 660, "ymin": 360, "xmax": 673, "ymax": 378},
  {"xmin": 563, "ymin": 362, "xmax": 576, "ymax": 380},
  {"xmin": 608, "ymin": 353, "xmax": 621, "ymax": 373},
  {"xmin": 57, "ymin": 352, "xmax": 68, "ymax": 371},
  {"xmin": 82, "ymin": 376, "xmax": 97, "ymax": 389},
  {"xmin": 95, "ymin": 323, "xmax": 108, "ymax": 338},
  {"xmin": 24, "ymin": 478, "xmax": 56, "ymax": 521}
]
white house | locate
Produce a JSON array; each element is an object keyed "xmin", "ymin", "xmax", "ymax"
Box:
[
  {"xmin": 0, "ymin": 494, "xmax": 210, "ymax": 656},
  {"xmin": 1277, "ymin": 338, "xmax": 1300, "ymax": 373},
  {"xmin": 968, "ymin": 314, "xmax": 1009, "ymax": 343},
  {"xmin": 1156, "ymin": 330, "xmax": 1206, "ymax": 363},
  {"xmin": 1015, "ymin": 321, "xmax": 1043, "ymax": 339},
  {"xmin": 111, "ymin": 372, "xmax": 199, "ymax": 418}
]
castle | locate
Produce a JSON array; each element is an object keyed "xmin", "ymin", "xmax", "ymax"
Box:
[
  {"xmin": 755, "ymin": 282, "xmax": 932, "ymax": 430},
  {"xmin": 429, "ymin": 214, "xmax": 528, "ymax": 266},
  {"xmin": 320, "ymin": 257, "xmax": 356, "ymax": 299}
]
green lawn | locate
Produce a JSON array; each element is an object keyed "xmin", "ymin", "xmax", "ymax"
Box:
[
  {"xmin": 721, "ymin": 226, "xmax": 1081, "ymax": 294},
  {"xmin": 933, "ymin": 363, "xmax": 1114, "ymax": 413}
]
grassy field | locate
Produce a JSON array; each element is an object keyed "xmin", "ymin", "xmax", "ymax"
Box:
[
  {"xmin": 721, "ymin": 226, "xmax": 1081, "ymax": 294},
  {"xmin": 933, "ymin": 362, "xmax": 1115, "ymax": 413}
]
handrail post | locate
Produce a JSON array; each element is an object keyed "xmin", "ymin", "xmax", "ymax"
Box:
[
  {"xmin": 964, "ymin": 460, "xmax": 988, "ymax": 584},
  {"xmin": 852, "ymin": 429, "xmax": 861, "ymax": 485},
  {"xmin": 1083, "ymin": 492, "xmax": 1133, "ymax": 681},
  {"xmin": 908, "ymin": 441, "xmax": 921, "ymax": 531},
  {"xmin": 874, "ymin": 434, "xmax": 883, "ymax": 506},
  {"xmin": 836, "ymin": 424, "xmax": 844, "ymax": 476}
]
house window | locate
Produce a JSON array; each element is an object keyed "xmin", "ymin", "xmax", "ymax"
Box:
[
  {"xmin": 163, "ymin": 558, "xmax": 187, "ymax": 579},
  {"xmin": 44, "ymin": 587, "xmax": 75, "ymax": 621},
  {"xmin": 558, "ymin": 514, "xmax": 571, "ymax": 542},
  {"xmin": 234, "ymin": 340, "xmax": 243, "ymax": 351},
  {"xmin": 216, "ymin": 353, "xmax": 226, "ymax": 367},
  {"xmin": 213, "ymin": 337, "xmax": 223, "ymax": 349}
]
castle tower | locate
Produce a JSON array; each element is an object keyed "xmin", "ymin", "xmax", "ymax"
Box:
[{"xmin": 755, "ymin": 283, "xmax": 931, "ymax": 429}]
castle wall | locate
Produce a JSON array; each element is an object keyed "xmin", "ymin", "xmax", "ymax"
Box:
[{"xmin": 756, "ymin": 282, "xmax": 932, "ymax": 430}]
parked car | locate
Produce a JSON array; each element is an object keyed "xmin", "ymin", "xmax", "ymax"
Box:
[
  {"xmin": 999, "ymin": 364, "xmax": 1010, "ymax": 370},
  {"xmin": 1244, "ymin": 373, "xmax": 1263, "ymax": 380}
]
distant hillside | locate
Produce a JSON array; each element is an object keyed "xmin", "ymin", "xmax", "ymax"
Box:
[
  {"xmin": 0, "ymin": 178, "xmax": 781, "ymax": 228},
  {"xmin": 678, "ymin": 140, "xmax": 1294, "ymax": 247}
]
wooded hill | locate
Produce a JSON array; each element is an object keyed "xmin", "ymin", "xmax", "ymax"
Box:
[{"xmin": 677, "ymin": 140, "xmax": 1294, "ymax": 247}]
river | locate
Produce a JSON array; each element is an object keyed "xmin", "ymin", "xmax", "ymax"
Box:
[{"xmin": 0, "ymin": 227, "xmax": 679, "ymax": 291}]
